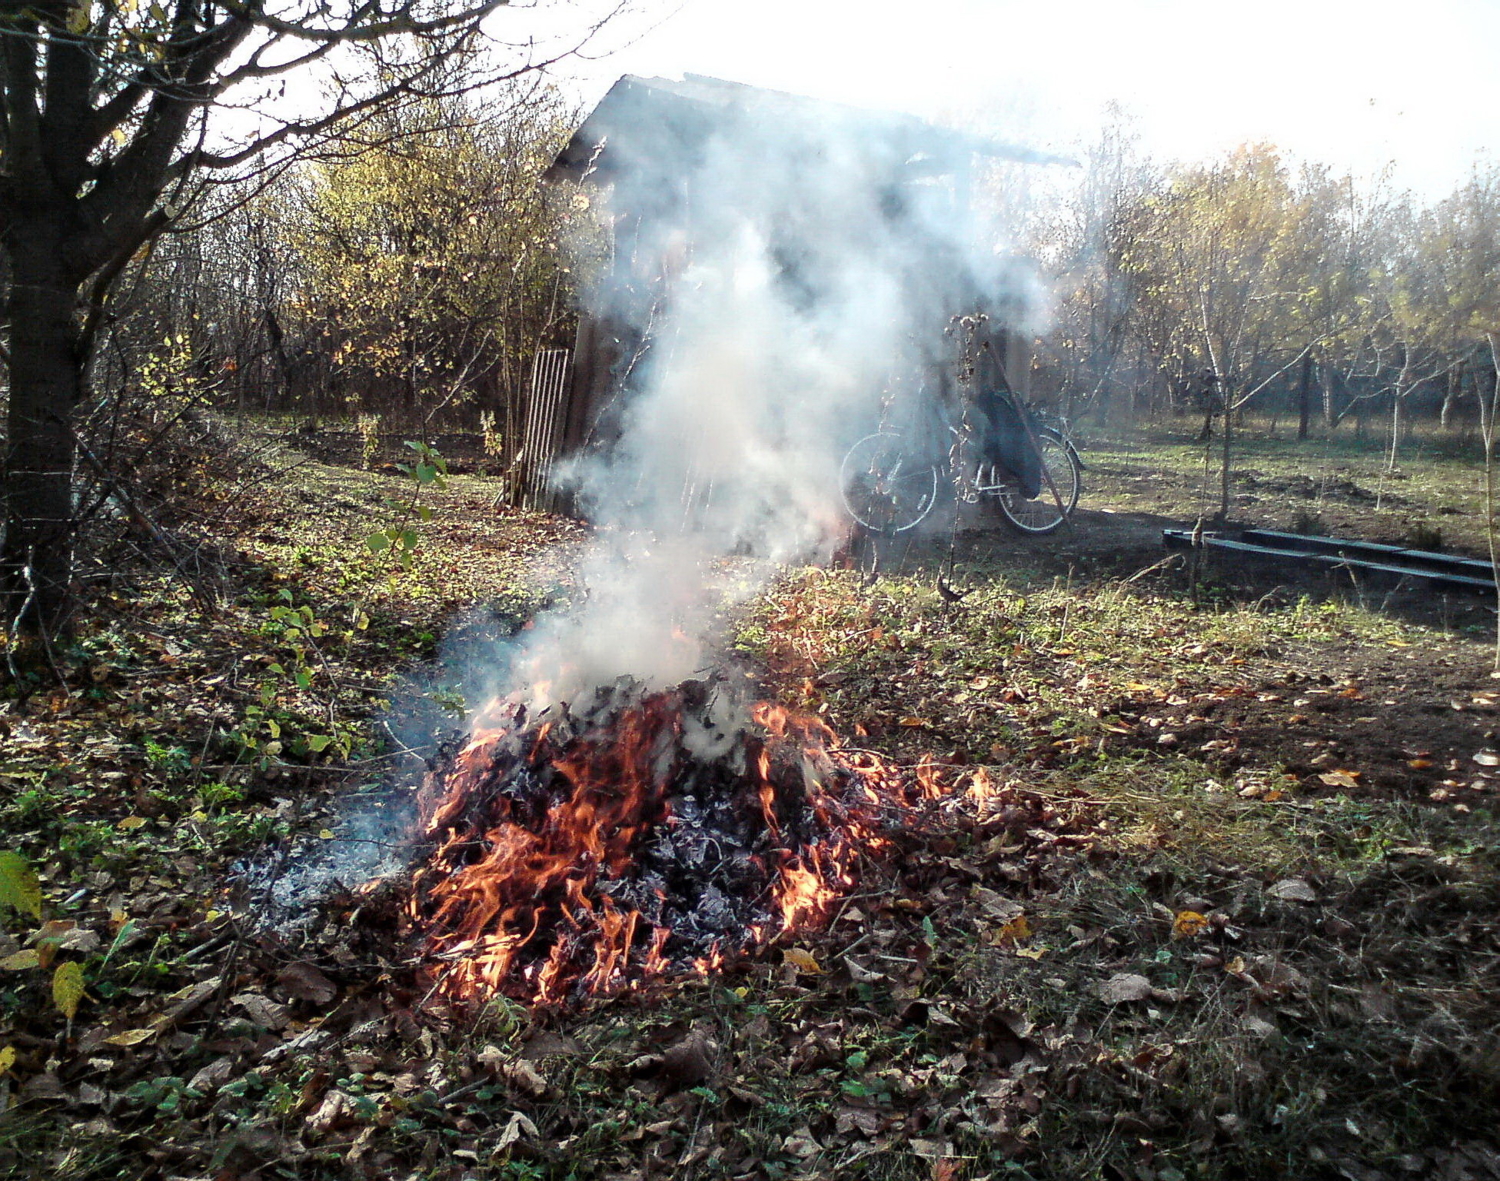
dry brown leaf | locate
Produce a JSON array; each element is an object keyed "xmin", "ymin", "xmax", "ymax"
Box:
[
  {"xmin": 1266, "ymin": 878, "xmax": 1318, "ymax": 903},
  {"xmin": 232, "ymin": 992, "xmax": 292, "ymax": 1031},
  {"xmin": 103, "ymin": 1027, "xmax": 157, "ymax": 1048},
  {"xmin": 1098, "ymin": 973, "xmax": 1152, "ymax": 1004},
  {"xmin": 276, "ymin": 961, "xmax": 337, "ymax": 1005},
  {"xmin": 495, "ymin": 1111, "xmax": 539, "ymax": 1150},
  {"xmin": 500, "ymin": 1058, "xmax": 549, "ymax": 1097}
]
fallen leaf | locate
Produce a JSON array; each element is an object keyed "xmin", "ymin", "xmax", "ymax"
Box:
[
  {"xmin": 1317, "ymin": 769, "xmax": 1360, "ymax": 789},
  {"xmin": 1473, "ymin": 750, "xmax": 1500, "ymax": 767},
  {"xmin": 782, "ymin": 948, "xmax": 823, "ymax": 975},
  {"xmin": 232, "ymin": 992, "xmax": 292, "ymax": 1031},
  {"xmin": 0, "ymin": 852, "xmax": 42, "ymax": 921},
  {"xmin": 1172, "ymin": 910, "xmax": 1209, "ymax": 939},
  {"xmin": 899, "ymin": 717, "xmax": 931, "ymax": 728},
  {"xmin": 1267, "ymin": 878, "xmax": 1318, "ymax": 903},
  {"xmin": 1098, "ymin": 973, "xmax": 1152, "ymax": 1004},
  {"xmin": 188, "ymin": 1057, "xmax": 237, "ymax": 1093},
  {"xmin": 0, "ymin": 1045, "xmax": 14, "ymax": 1074},
  {"xmin": 495, "ymin": 1111, "xmax": 539, "ymax": 1150},
  {"xmin": 52, "ymin": 961, "xmax": 86, "ymax": 1020},
  {"xmin": 0, "ymin": 949, "xmax": 40, "ymax": 971},
  {"xmin": 276, "ymin": 961, "xmax": 338, "ymax": 1005},
  {"xmin": 661, "ymin": 1029, "xmax": 720, "ymax": 1086},
  {"xmin": 117, "ymin": 817, "xmax": 148, "ymax": 831},
  {"xmin": 103, "ymin": 1028, "xmax": 156, "ymax": 1047}
]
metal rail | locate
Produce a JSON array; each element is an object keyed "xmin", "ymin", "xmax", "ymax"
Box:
[{"xmin": 1161, "ymin": 528, "xmax": 1498, "ymax": 594}]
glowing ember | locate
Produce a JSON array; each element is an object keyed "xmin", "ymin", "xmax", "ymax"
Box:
[{"xmin": 405, "ymin": 677, "xmax": 908, "ymax": 1007}]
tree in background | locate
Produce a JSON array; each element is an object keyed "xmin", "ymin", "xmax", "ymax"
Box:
[
  {"xmin": 279, "ymin": 81, "xmax": 579, "ymax": 441},
  {"xmin": 0, "ymin": 0, "xmax": 590, "ymax": 639},
  {"xmin": 1032, "ymin": 113, "xmax": 1157, "ymax": 426}
]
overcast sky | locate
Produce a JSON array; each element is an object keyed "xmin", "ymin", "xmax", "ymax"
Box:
[{"xmin": 529, "ymin": 0, "xmax": 1498, "ymax": 199}]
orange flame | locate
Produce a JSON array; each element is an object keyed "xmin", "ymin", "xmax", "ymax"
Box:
[{"xmin": 405, "ymin": 686, "xmax": 927, "ymax": 1008}]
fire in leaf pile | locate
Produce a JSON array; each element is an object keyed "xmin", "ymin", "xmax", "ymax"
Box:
[{"xmin": 405, "ymin": 677, "xmax": 935, "ymax": 1007}]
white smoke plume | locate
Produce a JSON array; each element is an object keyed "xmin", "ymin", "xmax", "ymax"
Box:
[
  {"xmin": 486, "ymin": 77, "xmax": 1046, "ymax": 705},
  {"xmin": 257, "ymin": 79, "xmax": 1049, "ymax": 911}
]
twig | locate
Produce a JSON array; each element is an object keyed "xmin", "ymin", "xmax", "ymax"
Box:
[
  {"xmin": 18, "ymin": 552, "xmax": 68, "ymax": 689},
  {"xmin": 4, "ymin": 559, "xmax": 38, "ymax": 689},
  {"xmin": 1120, "ymin": 553, "xmax": 1182, "ymax": 585},
  {"xmin": 65, "ymin": 419, "xmax": 220, "ymax": 611}
]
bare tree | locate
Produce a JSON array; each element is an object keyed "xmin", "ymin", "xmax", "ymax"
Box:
[{"xmin": 0, "ymin": 0, "xmax": 604, "ymax": 639}]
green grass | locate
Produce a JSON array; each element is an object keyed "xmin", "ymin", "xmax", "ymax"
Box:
[
  {"xmin": 5, "ymin": 429, "xmax": 1500, "ymax": 1181},
  {"xmin": 1080, "ymin": 417, "xmax": 1493, "ymax": 554}
]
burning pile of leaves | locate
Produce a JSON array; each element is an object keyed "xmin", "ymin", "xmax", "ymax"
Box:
[{"xmin": 403, "ymin": 676, "xmax": 928, "ymax": 1007}]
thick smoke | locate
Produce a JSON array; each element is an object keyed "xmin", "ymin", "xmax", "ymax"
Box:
[
  {"xmin": 259, "ymin": 80, "xmax": 1046, "ymax": 911},
  {"xmin": 493, "ymin": 79, "xmax": 1045, "ymax": 703}
]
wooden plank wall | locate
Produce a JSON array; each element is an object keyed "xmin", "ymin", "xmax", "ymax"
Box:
[{"xmin": 514, "ymin": 347, "xmax": 573, "ymax": 512}]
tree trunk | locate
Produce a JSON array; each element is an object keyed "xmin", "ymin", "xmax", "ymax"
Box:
[
  {"xmin": 1440, "ymin": 362, "xmax": 1462, "ymax": 430},
  {"xmin": 1217, "ymin": 397, "xmax": 1232, "ymax": 522},
  {"xmin": 1297, "ymin": 349, "xmax": 1313, "ymax": 440},
  {"xmin": 1386, "ymin": 392, "xmax": 1403, "ymax": 473},
  {"xmin": 2, "ymin": 217, "xmax": 84, "ymax": 637}
]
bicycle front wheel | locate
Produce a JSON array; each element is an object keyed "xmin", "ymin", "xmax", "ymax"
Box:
[
  {"xmin": 992, "ymin": 429, "xmax": 1081, "ymax": 535},
  {"xmin": 840, "ymin": 431, "xmax": 941, "ymax": 535}
]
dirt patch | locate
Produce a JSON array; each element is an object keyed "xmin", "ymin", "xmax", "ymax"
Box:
[
  {"xmin": 1107, "ymin": 638, "xmax": 1500, "ymax": 803},
  {"xmin": 853, "ymin": 483, "xmax": 1500, "ymax": 811}
]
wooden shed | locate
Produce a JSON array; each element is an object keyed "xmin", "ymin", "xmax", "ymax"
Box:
[{"xmin": 511, "ymin": 74, "xmax": 1068, "ymax": 513}]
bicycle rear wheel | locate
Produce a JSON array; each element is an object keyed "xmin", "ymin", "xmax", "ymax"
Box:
[
  {"xmin": 992, "ymin": 428, "xmax": 1080, "ymax": 535},
  {"xmin": 840, "ymin": 432, "xmax": 941, "ymax": 535}
]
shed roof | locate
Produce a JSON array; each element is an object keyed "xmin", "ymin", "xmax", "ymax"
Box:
[{"xmin": 544, "ymin": 73, "xmax": 1075, "ymax": 186}]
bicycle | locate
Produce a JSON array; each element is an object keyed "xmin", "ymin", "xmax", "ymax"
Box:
[{"xmin": 839, "ymin": 385, "xmax": 1082, "ymax": 536}]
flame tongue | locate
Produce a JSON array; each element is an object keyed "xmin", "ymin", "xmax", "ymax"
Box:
[{"xmin": 407, "ymin": 679, "xmax": 896, "ymax": 1007}]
